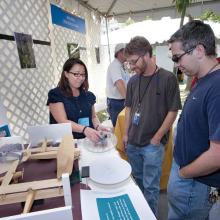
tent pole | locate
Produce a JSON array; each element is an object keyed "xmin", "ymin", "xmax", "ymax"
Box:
[{"xmin": 105, "ymin": 17, "xmax": 111, "ymax": 63}]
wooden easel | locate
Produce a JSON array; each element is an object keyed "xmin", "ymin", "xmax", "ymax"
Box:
[{"xmin": 0, "ymin": 135, "xmax": 77, "ymax": 214}]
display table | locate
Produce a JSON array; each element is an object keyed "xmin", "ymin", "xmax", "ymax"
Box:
[
  {"xmin": 0, "ymin": 138, "xmax": 157, "ymax": 220},
  {"xmin": 114, "ymin": 109, "xmax": 173, "ymax": 190}
]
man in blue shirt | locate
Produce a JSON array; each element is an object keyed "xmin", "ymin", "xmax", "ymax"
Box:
[{"xmin": 168, "ymin": 20, "xmax": 220, "ymax": 220}]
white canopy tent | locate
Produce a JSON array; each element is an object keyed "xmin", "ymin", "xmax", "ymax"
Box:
[
  {"xmin": 76, "ymin": 0, "xmax": 219, "ymax": 22},
  {"xmin": 101, "ymin": 17, "xmax": 220, "ymax": 45},
  {"xmin": 74, "ymin": 0, "xmax": 220, "ymax": 61}
]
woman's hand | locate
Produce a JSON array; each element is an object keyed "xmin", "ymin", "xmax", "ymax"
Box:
[{"xmin": 83, "ymin": 127, "xmax": 101, "ymax": 143}]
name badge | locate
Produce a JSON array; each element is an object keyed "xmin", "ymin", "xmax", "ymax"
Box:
[
  {"xmin": 132, "ymin": 112, "xmax": 140, "ymax": 125},
  {"xmin": 78, "ymin": 117, "xmax": 90, "ymax": 126}
]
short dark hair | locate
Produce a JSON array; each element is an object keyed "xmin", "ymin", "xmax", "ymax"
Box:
[
  {"xmin": 125, "ymin": 36, "xmax": 152, "ymax": 57},
  {"xmin": 168, "ymin": 20, "xmax": 216, "ymax": 56},
  {"xmin": 58, "ymin": 58, "xmax": 89, "ymax": 96}
]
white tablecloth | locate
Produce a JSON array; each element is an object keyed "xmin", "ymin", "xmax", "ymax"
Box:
[{"xmin": 77, "ymin": 138, "xmax": 157, "ymax": 220}]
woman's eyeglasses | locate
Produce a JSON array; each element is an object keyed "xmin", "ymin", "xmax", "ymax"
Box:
[
  {"xmin": 171, "ymin": 47, "xmax": 195, "ymax": 63},
  {"xmin": 68, "ymin": 72, "xmax": 86, "ymax": 78}
]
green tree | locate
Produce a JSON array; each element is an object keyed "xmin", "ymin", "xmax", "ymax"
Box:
[
  {"xmin": 125, "ymin": 17, "xmax": 135, "ymax": 26},
  {"xmin": 145, "ymin": 15, "xmax": 151, "ymax": 20},
  {"xmin": 172, "ymin": 0, "xmax": 194, "ymax": 27},
  {"xmin": 172, "ymin": 0, "xmax": 195, "ymax": 90}
]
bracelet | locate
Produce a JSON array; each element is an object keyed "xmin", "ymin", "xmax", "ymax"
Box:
[
  {"xmin": 82, "ymin": 126, "xmax": 88, "ymax": 134},
  {"xmin": 95, "ymin": 124, "xmax": 100, "ymax": 130}
]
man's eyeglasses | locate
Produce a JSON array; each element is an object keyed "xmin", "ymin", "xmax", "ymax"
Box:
[
  {"xmin": 172, "ymin": 47, "xmax": 195, "ymax": 63},
  {"xmin": 127, "ymin": 55, "xmax": 143, "ymax": 65},
  {"xmin": 68, "ymin": 72, "xmax": 86, "ymax": 78}
]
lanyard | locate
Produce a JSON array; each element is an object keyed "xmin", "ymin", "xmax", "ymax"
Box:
[{"xmin": 138, "ymin": 65, "xmax": 158, "ymax": 109}]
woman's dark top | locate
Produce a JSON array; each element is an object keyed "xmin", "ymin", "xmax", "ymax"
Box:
[{"xmin": 47, "ymin": 87, "xmax": 96, "ymax": 139}]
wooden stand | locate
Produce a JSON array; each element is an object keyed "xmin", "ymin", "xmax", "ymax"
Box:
[
  {"xmin": 0, "ymin": 135, "xmax": 76, "ymax": 214},
  {"xmin": 22, "ymin": 139, "xmax": 80, "ymax": 162}
]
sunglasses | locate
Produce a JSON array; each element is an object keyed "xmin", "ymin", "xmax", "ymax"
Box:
[
  {"xmin": 172, "ymin": 47, "xmax": 195, "ymax": 63},
  {"xmin": 68, "ymin": 71, "xmax": 86, "ymax": 78}
]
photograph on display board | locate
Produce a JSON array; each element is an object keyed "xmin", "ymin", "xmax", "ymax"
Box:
[
  {"xmin": 0, "ymin": 136, "xmax": 24, "ymax": 163},
  {"xmin": 0, "ymin": 98, "xmax": 11, "ymax": 137},
  {"xmin": 95, "ymin": 47, "xmax": 100, "ymax": 64},
  {"xmin": 0, "ymin": 124, "xmax": 11, "ymax": 137},
  {"xmin": 14, "ymin": 32, "xmax": 36, "ymax": 69},
  {"xmin": 67, "ymin": 43, "xmax": 80, "ymax": 59}
]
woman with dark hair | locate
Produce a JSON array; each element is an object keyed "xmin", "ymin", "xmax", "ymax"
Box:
[{"xmin": 47, "ymin": 58, "xmax": 107, "ymax": 142}]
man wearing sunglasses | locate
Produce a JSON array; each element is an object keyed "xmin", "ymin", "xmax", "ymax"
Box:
[
  {"xmin": 123, "ymin": 36, "xmax": 181, "ymax": 216},
  {"xmin": 168, "ymin": 20, "xmax": 220, "ymax": 220}
]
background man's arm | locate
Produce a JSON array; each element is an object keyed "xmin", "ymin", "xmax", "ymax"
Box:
[{"xmin": 115, "ymin": 79, "xmax": 126, "ymax": 99}]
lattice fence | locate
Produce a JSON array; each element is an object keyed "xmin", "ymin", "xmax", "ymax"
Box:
[{"xmin": 0, "ymin": 0, "xmax": 102, "ymax": 140}]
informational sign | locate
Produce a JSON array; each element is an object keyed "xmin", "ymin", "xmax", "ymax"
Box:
[
  {"xmin": 80, "ymin": 184, "xmax": 156, "ymax": 220},
  {"xmin": 51, "ymin": 4, "xmax": 86, "ymax": 34},
  {"xmin": 97, "ymin": 194, "xmax": 140, "ymax": 220}
]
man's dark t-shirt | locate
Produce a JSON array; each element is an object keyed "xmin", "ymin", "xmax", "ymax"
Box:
[
  {"xmin": 125, "ymin": 68, "xmax": 181, "ymax": 146},
  {"xmin": 174, "ymin": 69, "xmax": 220, "ymax": 187}
]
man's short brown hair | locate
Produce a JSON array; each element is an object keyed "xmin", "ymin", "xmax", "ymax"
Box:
[{"xmin": 125, "ymin": 36, "xmax": 152, "ymax": 57}]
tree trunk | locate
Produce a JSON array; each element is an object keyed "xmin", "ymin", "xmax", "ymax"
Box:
[{"xmin": 179, "ymin": 0, "xmax": 187, "ymax": 27}]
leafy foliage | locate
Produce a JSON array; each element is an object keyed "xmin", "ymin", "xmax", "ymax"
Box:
[
  {"xmin": 172, "ymin": 0, "xmax": 194, "ymax": 27},
  {"xmin": 125, "ymin": 17, "xmax": 135, "ymax": 26},
  {"xmin": 172, "ymin": 0, "xmax": 194, "ymax": 13},
  {"xmin": 145, "ymin": 15, "xmax": 151, "ymax": 20},
  {"xmin": 200, "ymin": 10, "xmax": 220, "ymax": 23}
]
